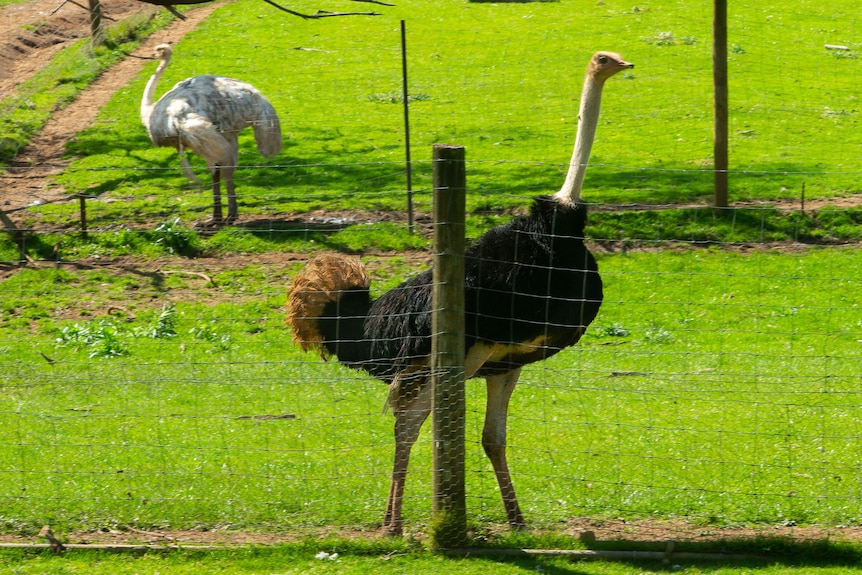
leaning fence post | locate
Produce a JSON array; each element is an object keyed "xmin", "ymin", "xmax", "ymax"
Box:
[
  {"xmin": 88, "ymin": 0, "xmax": 104, "ymax": 46},
  {"xmin": 0, "ymin": 206, "xmax": 17, "ymax": 232},
  {"xmin": 430, "ymin": 144, "xmax": 467, "ymax": 547}
]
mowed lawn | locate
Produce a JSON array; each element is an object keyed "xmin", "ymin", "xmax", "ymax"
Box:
[
  {"xmin": 2, "ymin": 247, "xmax": 860, "ymax": 532},
  {"xmin": 2, "ymin": 0, "xmax": 862, "ymax": 572}
]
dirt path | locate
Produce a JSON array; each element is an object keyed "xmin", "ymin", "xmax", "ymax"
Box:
[
  {"xmin": 0, "ymin": 0, "xmax": 221, "ymax": 215},
  {"xmin": 1, "ymin": 0, "xmax": 147, "ymax": 96}
]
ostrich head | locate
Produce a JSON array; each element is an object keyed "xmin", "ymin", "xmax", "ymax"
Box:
[
  {"xmin": 554, "ymin": 51, "xmax": 633, "ymax": 205},
  {"xmin": 588, "ymin": 51, "xmax": 634, "ymax": 82},
  {"xmin": 153, "ymin": 43, "xmax": 173, "ymax": 64}
]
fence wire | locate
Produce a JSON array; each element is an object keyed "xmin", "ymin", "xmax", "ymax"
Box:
[
  {"xmin": 1, "ymin": 0, "xmax": 861, "ymax": 538},
  {"xmin": 2, "ymin": 207, "xmax": 861, "ymax": 533}
]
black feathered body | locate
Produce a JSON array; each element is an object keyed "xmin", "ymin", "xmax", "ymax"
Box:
[{"xmin": 311, "ymin": 197, "xmax": 602, "ymax": 383}]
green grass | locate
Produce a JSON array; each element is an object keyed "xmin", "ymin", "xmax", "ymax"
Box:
[
  {"xmin": 8, "ymin": 0, "xmax": 860, "ymax": 244},
  {"xmin": 4, "ymin": 543, "xmax": 862, "ymax": 575},
  {"xmin": 2, "ymin": 247, "xmax": 861, "ymax": 536},
  {"xmin": 0, "ymin": 216, "xmax": 428, "ymax": 262},
  {"xmin": 3, "ymin": 544, "xmax": 862, "ymax": 575},
  {"xmin": 589, "ymin": 205, "xmax": 862, "ymax": 244},
  {"xmin": 3, "ymin": 1, "xmax": 862, "ymax": 572}
]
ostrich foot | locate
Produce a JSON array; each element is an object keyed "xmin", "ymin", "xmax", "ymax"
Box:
[
  {"xmin": 380, "ymin": 523, "xmax": 402, "ymax": 537},
  {"xmin": 194, "ymin": 217, "xmax": 225, "ymax": 231}
]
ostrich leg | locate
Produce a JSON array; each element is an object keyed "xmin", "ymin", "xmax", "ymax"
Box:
[
  {"xmin": 483, "ymin": 368, "xmax": 526, "ymax": 529},
  {"xmin": 211, "ymin": 167, "xmax": 223, "ymax": 223},
  {"xmin": 225, "ymin": 171, "xmax": 238, "ymax": 224},
  {"xmin": 383, "ymin": 373, "xmax": 432, "ymax": 535},
  {"xmin": 225, "ymin": 138, "xmax": 240, "ymax": 224}
]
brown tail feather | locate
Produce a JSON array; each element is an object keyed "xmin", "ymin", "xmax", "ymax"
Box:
[{"xmin": 286, "ymin": 254, "xmax": 370, "ymax": 358}]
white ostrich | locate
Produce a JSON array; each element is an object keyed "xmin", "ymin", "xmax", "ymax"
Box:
[{"xmin": 140, "ymin": 43, "xmax": 282, "ymax": 225}]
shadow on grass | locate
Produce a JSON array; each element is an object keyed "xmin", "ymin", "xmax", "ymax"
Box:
[
  {"xmin": 33, "ymin": 126, "xmax": 862, "ymax": 247},
  {"xmin": 454, "ymin": 533, "xmax": 862, "ymax": 572},
  {"xmin": 227, "ymin": 217, "xmax": 352, "ymax": 248},
  {"xmin": 64, "ymin": 127, "xmax": 407, "ymax": 206},
  {"xmin": 213, "ymin": 214, "xmax": 426, "ymax": 253},
  {"xmin": 588, "ymin": 204, "xmax": 862, "ymax": 244},
  {"xmin": 62, "ymin": 122, "xmax": 851, "ymax": 221},
  {"xmin": 578, "ymin": 161, "xmax": 837, "ymax": 206}
]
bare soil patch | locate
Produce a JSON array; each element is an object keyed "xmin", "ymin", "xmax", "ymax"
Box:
[
  {"xmin": 0, "ymin": 0, "xmax": 147, "ymax": 96},
  {"xmin": 0, "ymin": 0, "xmax": 221, "ymax": 214}
]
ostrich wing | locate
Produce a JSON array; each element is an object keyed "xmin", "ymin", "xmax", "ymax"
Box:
[{"xmin": 148, "ymin": 75, "xmax": 281, "ymax": 165}]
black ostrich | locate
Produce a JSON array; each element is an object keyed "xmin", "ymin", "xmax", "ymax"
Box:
[{"xmin": 287, "ymin": 52, "xmax": 633, "ymax": 535}]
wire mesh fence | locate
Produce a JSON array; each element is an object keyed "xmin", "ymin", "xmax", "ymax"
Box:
[
  {"xmin": 3, "ymin": 202, "xmax": 861, "ymax": 536},
  {"xmin": 1, "ymin": 0, "xmax": 862, "ymax": 540}
]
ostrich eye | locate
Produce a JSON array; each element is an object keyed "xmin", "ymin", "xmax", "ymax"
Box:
[{"xmin": 598, "ymin": 56, "xmax": 609, "ymax": 65}]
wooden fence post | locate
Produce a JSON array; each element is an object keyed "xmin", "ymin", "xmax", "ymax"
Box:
[
  {"xmin": 430, "ymin": 144, "xmax": 467, "ymax": 547},
  {"xmin": 88, "ymin": 0, "xmax": 104, "ymax": 46},
  {"xmin": 78, "ymin": 194, "xmax": 88, "ymax": 239}
]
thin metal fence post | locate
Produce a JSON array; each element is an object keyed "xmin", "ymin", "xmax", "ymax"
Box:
[
  {"xmin": 713, "ymin": 0, "xmax": 729, "ymax": 207},
  {"xmin": 401, "ymin": 20, "xmax": 414, "ymax": 233}
]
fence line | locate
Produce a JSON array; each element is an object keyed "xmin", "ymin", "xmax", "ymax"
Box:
[
  {"xmin": 2, "ymin": 0, "xmax": 862, "ymax": 539},
  {"xmin": 2, "ymin": 152, "xmax": 861, "ymax": 536}
]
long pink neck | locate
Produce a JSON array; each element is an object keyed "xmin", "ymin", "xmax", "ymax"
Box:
[{"xmin": 553, "ymin": 75, "xmax": 605, "ymax": 206}]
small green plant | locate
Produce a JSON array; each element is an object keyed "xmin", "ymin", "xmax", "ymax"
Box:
[
  {"xmin": 367, "ymin": 91, "xmax": 432, "ymax": 104},
  {"xmin": 644, "ymin": 31, "xmax": 697, "ymax": 47},
  {"xmin": 150, "ymin": 218, "xmax": 201, "ymax": 256},
  {"xmin": 644, "ymin": 326, "xmax": 673, "ymax": 344},
  {"xmin": 827, "ymin": 47, "xmax": 857, "ymax": 59},
  {"xmin": 823, "ymin": 106, "xmax": 852, "ymax": 120},
  {"xmin": 56, "ymin": 318, "xmax": 129, "ymax": 358},
  {"xmin": 55, "ymin": 305, "xmax": 178, "ymax": 357},
  {"xmin": 189, "ymin": 322, "xmax": 232, "ymax": 351},
  {"xmin": 134, "ymin": 304, "xmax": 178, "ymax": 339},
  {"xmin": 597, "ymin": 323, "xmax": 631, "ymax": 337},
  {"xmin": 648, "ymin": 31, "xmax": 676, "ymax": 46}
]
